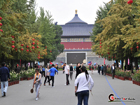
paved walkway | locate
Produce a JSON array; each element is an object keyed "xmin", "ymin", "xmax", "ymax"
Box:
[{"xmin": 0, "ymin": 71, "xmax": 140, "ymax": 105}]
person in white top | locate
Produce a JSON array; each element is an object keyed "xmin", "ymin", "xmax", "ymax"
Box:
[
  {"xmin": 44, "ymin": 65, "xmax": 50, "ymax": 86},
  {"xmin": 75, "ymin": 66, "xmax": 94, "ymax": 105},
  {"xmin": 64, "ymin": 63, "xmax": 70, "ymax": 85}
]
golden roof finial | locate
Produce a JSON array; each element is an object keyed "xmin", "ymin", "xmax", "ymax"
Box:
[{"xmin": 75, "ymin": 10, "xmax": 77, "ymax": 14}]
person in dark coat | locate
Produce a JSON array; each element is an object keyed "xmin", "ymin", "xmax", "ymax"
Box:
[
  {"xmin": 89, "ymin": 65, "xmax": 91, "ymax": 71},
  {"xmin": 101, "ymin": 65, "xmax": 104, "ymax": 75},
  {"xmin": 75, "ymin": 63, "xmax": 81, "ymax": 79},
  {"xmin": 0, "ymin": 62, "xmax": 10, "ymax": 97},
  {"xmin": 103, "ymin": 64, "xmax": 107, "ymax": 75},
  {"xmin": 98, "ymin": 65, "xmax": 101, "ymax": 75},
  {"xmin": 111, "ymin": 64, "xmax": 115, "ymax": 79},
  {"xmin": 70, "ymin": 64, "xmax": 73, "ymax": 80},
  {"xmin": 63, "ymin": 64, "xmax": 65, "ymax": 74}
]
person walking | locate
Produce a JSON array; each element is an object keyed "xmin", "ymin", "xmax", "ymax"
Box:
[
  {"xmin": 42, "ymin": 66, "xmax": 45, "ymax": 77},
  {"xmin": 91, "ymin": 65, "xmax": 94, "ymax": 74},
  {"xmin": 98, "ymin": 65, "xmax": 101, "ymax": 75},
  {"xmin": 64, "ymin": 63, "xmax": 70, "ymax": 85},
  {"xmin": 44, "ymin": 65, "xmax": 50, "ymax": 86},
  {"xmin": 75, "ymin": 66, "xmax": 94, "ymax": 105},
  {"xmin": 103, "ymin": 64, "xmax": 107, "ymax": 76},
  {"xmin": 0, "ymin": 62, "xmax": 10, "ymax": 97},
  {"xmin": 63, "ymin": 64, "xmax": 65, "ymax": 74},
  {"xmin": 70, "ymin": 63, "xmax": 73, "ymax": 80},
  {"xmin": 111, "ymin": 64, "xmax": 115, "ymax": 79},
  {"xmin": 48, "ymin": 64, "xmax": 58, "ymax": 87},
  {"xmin": 75, "ymin": 63, "xmax": 81, "ymax": 79},
  {"xmin": 74, "ymin": 65, "xmax": 76, "ymax": 71},
  {"xmin": 101, "ymin": 65, "xmax": 104, "ymax": 75},
  {"xmin": 33, "ymin": 68, "xmax": 42, "ymax": 101},
  {"xmin": 89, "ymin": 65, "xmax": 91, "ymax": 71}
]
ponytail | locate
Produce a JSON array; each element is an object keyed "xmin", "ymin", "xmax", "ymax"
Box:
[
  {"xmin": 85, "ymin": 70, "xmax": 89, "ymax": 81},
  {"xmin": 81, "ymin": 66, "xmax": 89, "ymax": 81}
]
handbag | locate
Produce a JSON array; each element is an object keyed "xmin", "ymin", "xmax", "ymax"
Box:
[{"xmin": 30, "ymin": 88, "xmax": 34, "ymax": 93}]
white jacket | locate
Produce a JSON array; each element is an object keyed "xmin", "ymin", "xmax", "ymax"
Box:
[{"xmin": 75, "ymin": 72, "xmax": 94, "ymax": 92}]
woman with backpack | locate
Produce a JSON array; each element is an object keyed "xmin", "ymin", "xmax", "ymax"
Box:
[{"xmin": 75, "ymin": 66, "xmax": 94, "ymax": 105}]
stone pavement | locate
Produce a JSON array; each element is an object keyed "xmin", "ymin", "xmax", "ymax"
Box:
[{"xmin": 0, "ymin": 71, "xmax": 140, "ymax": 105}]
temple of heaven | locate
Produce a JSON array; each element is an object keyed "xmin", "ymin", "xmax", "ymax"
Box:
[{"xmin": 54, "ymin": 10, "xmax": 113, "ymax": 65}]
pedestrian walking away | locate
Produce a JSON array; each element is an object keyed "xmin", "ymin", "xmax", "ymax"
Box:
[
  {"xmin": 98, "ymin": 65, "xmax": 101, "ymax": 75},
  {"xmin": 103, "ymin": 64, "xmax": 107, "ymax": 76},
  {"xmin": 111, "ymin": 63, "xmax": 115, "ymax": 79},
  {"xmin": 48, "ymin": 64, "xmax": 58, "ymax": 87},
  {"xmin": 63, "ymin": 64, "xmax": 65, "ymax": 74},
  {"xmin": 44, "ymin": 65, "xmax": 50, "ymax": 86},
  {"xmin": 101, "ymin": 65, "xmax": 104, "ymax": 75},
  {"xmin": 75, "ymin": 66, "xmax": 94, "ymax": 105},
  {"xmin": 42, "ymin": 66, "xmax": 45, "ymax": 77},
  {"xmin": 64, "ymin": 63, "xmax": 70, "ymax": 85},
  {"xmin": 91, "ymin": 65, "xmax": 94, "ymax": 74},
  {"xmin": 70, "ymin": 63, "xmax": 73, "ymax": 80},
  {"xmin": 75, "ymin": 63, "xmax": 81, "ymax": 79},
  {"xmin": 0, "ymin": 62, "xmax": 10, "ymax": 97},
  {"xmin": 33, "ymin": 69, "xmax": 42, "ymax": 101}
]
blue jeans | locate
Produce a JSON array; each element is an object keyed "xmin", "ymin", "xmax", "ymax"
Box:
[
  {"xmin": 77, "ymin": 90, "xmax": 89, "ymax": 105},
  {"xmin": 1, "ymin": 81, "xmax": 8, "ymax": 96},
  {"xmin": 35, "ymin": 83, "xmax": 41, "ymax": 98}
]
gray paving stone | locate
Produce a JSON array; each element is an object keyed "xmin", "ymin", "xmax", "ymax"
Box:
[{"xmin": 0, "ymin": 71, "xmax": 139, "ymax": 105}]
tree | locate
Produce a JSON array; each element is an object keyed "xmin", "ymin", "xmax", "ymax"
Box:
[
  {"xmin": 37, "ymin": 8, "xmax": 64, "ymax": 65},
  {"xmin": 91, "ymin": 2, "xmax": 113, "ymax": 43},
  {"xmin": 92, "ymin": 0, "xmax": 139, "ymax": 70},
  {"xmin": 0, "ymin": 0, "xmax": 64, "ymax": 68}
]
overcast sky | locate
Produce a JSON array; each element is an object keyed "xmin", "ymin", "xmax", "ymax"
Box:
[{"xmin": 35, "ymin": 0, "xmax": 111, "ymax": 25}]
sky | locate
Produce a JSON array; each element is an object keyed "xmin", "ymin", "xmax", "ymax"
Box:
[{"xmin": 35, "ymin": 0, "xmax": 111, "ymax": 25}]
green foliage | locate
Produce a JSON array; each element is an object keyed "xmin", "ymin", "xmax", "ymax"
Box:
[
  {"xmin": 10, "ymin": 71, "xmax": 19, "ymax": 81},
  {"xmin": 20, "ymin": 69, "xmax": 35, "ymax": 78},
  {"xmin": 91, "ymin": 0, "xmax": 140, "ymax": 67},
  {"xmin": 0, "ymin": 0, "xmax": 64, "ymax": 65},
  {"xmin": 115, "ymin": 70, "xmax": 131, "ymax": 77},
  {"xmin": 106, "ymin": 68, "xmax": 112, "ymax": 74},
  {"xmin": 91, "ymin": 2, "xmax": 113, "ymax": 44},
  {"xmin": 37, "ymin": 8, "xmax": 64, "ymax": 63}
]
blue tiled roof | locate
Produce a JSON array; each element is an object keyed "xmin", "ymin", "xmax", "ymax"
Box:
[
  {"xmin": 66, "ymin": 14, "xmax": 87, "ymax": 24},
  {"xmin": 61, "ymin": 24, "xmax": 94, "ymax": 37},
  {"xmin": 60, "ymin": 13, "xmax": 94, "ymax": 37}
]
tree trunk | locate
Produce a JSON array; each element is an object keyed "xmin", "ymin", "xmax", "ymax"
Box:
[
  {"xmin": 130, "ymin": 57, "xmax": 133, "ymax": 73},
  {"xmin": 135, "ymin": 57, "xmax": 138, "ymax": 70},
  {"xmin": 44, "ymin": 58, "xmax": 49, "ymax": 66},
  {"xmin": 121, "ymin": 59, "xmax": 123, "ymax": 70},
  {"xmin": 125, "ymin": 58, "xmax": 128, "ymax": 71},
  {"xmin": 30, "ymin": 61, "xmax": 32, "ymax": 68},
  {"xmin": 33, "ymin": 61, "xmax": 35, "ymax": 69},
  {"xmin": 1, "ymin": 53, "xmax": 5, "ymax": 63},
  {"xmin": 11, "ymin": 59, "xmax": 14, "ymax": 70},
  {"xmin": 116, "ymin": 60, "xmax": 119, "ymax": 68}
]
